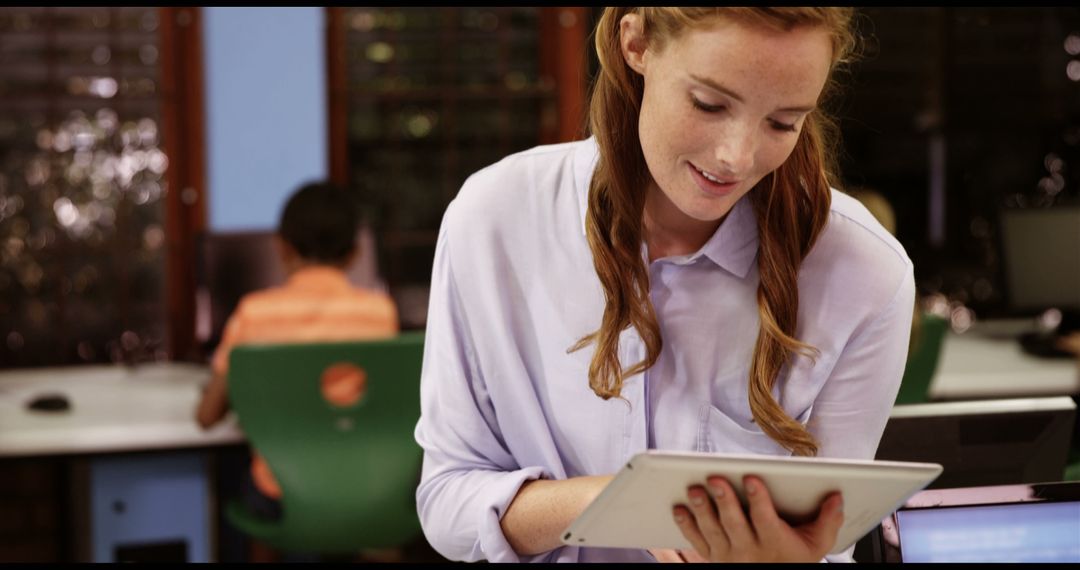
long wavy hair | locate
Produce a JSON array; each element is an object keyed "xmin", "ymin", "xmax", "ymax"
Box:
[{"xmin": 570, "ymin": 8, "xmax": 859, "ymax": 457}]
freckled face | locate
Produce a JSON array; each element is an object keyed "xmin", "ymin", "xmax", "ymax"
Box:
[{"xmin": 624, "ymin": 17, "xmax": 833, "ymax": 226}]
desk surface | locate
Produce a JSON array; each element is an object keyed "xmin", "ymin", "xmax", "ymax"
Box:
[
  {"xmin": 5, "ymin": 324, "xmax": 1073, "ymax": 456},
  {"xmin": 929, "ymin": 319, "xmax": 1080, "ymax": 400},
  {"xmin": 0, "ymin": 362, "xmax": 244, "ymax": 458}
]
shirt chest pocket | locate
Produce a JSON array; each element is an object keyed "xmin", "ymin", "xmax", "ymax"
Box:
[{"xmin": 695, "ymin": 402, "xmax": 812, "ymax": 457}]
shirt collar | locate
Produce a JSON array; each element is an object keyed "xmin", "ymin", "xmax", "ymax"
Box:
[
  {"xmin": 572, "ymin": 136, "xmax": 759, "ymax": 279},
  {"xmin": 694, "ymin": 195, "xmax": 759, "ymax": 279}
]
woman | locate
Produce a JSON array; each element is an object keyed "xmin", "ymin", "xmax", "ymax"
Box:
[{"xmin": 414, "ymin": 7, "xmax": 914, "ymax": 563}]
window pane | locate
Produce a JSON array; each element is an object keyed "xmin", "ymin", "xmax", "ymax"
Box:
[{"xmin": 340, "ymin": 7, "xmax": 559, "ymax": 328}]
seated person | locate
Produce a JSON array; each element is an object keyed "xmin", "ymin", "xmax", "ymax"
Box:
[{"xmin": 196, "ymin": 180, "xmax": 399, "ymax": 512}]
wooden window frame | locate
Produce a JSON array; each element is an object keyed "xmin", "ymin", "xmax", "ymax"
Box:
[{"xmin": 159, "ymin": 7, "xmax": 206, "ymax": 361}]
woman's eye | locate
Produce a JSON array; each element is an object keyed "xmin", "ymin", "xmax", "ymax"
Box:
[
  {"xmin": 770, "ymin": 120, "xmax": 798, "ymax": 133},
  {"xmin": 690, "ymin": 96, "xmax": 725, "ymax": 114}
]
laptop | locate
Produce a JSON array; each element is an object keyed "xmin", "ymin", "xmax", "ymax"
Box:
[{"xmin": 876, "ymin": 480, "xmax": 1080, "ymax": 562}]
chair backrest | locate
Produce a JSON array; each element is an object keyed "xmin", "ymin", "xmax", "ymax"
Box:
[
  {"xmin": 895, "ymin": 314, "xmax": 949, "ymax": 405},
  {"xmin": 228, "ymin": 331, "xmax": 424, "ymax": 552}
]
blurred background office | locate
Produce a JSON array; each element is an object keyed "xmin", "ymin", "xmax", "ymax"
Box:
[{"xmin": 1, "ymin": 6, "xmax": 1080, "ymax": 563}]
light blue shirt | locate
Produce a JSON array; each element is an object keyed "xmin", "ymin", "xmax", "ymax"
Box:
[{"xmin": 414, "ymin": 138, "xmax": 915, "ymax": 563}]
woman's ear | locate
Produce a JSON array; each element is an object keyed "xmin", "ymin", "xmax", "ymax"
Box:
[{"xmin": 619, "ymin": 13, "xmax": 648, "ymax": 76}]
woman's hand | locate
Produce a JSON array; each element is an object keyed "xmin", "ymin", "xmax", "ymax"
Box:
[{"xmin": 670, "ymin": 475, "xmax": 844, "ymax": 562}]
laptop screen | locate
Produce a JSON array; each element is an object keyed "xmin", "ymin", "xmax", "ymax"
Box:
[
  {"xmin": 895, "ymin": 501, "xmax": 1080, "ymax": 562},
  {"xmin": 878, "ymin": 481, "xmax": 1080, "ymax": 563}
]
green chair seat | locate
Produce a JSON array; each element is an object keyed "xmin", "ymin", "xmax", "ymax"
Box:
[{"xmin": 225, "ymin": 331, "xmax": 425, "ymax": 555}]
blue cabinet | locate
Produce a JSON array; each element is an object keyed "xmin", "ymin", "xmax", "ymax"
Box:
[{"xmin": 88, "ymin": 452, "xmax": 212, "ymax": 563}]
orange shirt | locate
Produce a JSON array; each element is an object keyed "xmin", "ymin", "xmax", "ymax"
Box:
[{"xmin": 212, "ymin": 266, "xmax": 399, "ymax": 499}]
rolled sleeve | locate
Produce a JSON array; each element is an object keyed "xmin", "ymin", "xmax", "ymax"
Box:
[
  {"xmin": 414, "ymin": 202, "xmax": 554, "ymax": 562},
  {"xmin": 416, "ymin": 465, "xmax": 551, "ymax": 562}
]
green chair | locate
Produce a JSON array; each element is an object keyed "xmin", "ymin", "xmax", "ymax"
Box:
[
  {"xmin": 224, "ymin": 331, "xmax": 425, "ymax": 555},
  {"xmin": 894, "ymin": 313, "xmax": 949, "ymax": 405}
]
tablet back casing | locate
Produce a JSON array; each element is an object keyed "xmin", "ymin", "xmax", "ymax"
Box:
[{"xmin": 562, "ymin": 450, "xmax": 942, "ymax": 555}]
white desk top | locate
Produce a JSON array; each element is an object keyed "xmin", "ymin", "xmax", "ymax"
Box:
[
  {"xmin": 928, "ymin": 319, "xmax": 1080, "ymax": 401},
  {"xmin": 0, "ymin": 362, "xmax": 245, "ymax": 458}
]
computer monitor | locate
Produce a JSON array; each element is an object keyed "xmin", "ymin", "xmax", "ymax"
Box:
[
  {"xmin": 1000, "ymin": 207, "xmax": 1080, "ymax": 357},
  {"xmin": 194, "ymin": 227, "xmax": 385, "ymax": 354},
  {"xmin": 1000, "ymin": 206, "xmax": 1080, "ymax": 313},
  {"xmin": 194, "ymin": 230, "xmax": 285, "ymax": 352},
  {"xmin": 879, "ymin": 481, "xmax": 1080, "ymax": 562},
  {"xmin": 874, "ymin": 397, "xmax": 1076, "ymax": 489}
]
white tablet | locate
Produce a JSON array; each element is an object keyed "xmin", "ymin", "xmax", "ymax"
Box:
[{"xmin": 561, "ymin": 450, "xmax": 943, "ymax": 555}]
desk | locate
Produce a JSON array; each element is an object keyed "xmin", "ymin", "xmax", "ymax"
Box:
[
  {"xmin": 0, "ymin": 363, "xmax": 243, "ymax": 456},
  {"xmin": 929, "ymin": 319, "xmax": 1080, "ymax": 401},
  {"xmin": 0, "ymin": 363, "xmax": 245, "ymax": 562}
]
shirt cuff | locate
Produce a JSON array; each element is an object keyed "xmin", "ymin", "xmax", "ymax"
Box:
[{"xmin": 477, "ymin": 465, "xmax": 562, "ymax": 562}]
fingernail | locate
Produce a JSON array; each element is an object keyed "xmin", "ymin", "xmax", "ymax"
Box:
[
  {"xmin": 834, "ymin": 496, "xmax": 844, "ymax": 513},
  {"xmin": 674, "ymin": 513, "xmax": 686, "ymax": 523},
  {"xmin": 708, "ymin": 480, "xmax": 725, "ymax": 498},
  {"xmin": 690, "ymin": 495, "xmax": 704, "ymax": 506},
  {"xmin": 745, "ymin": 479, "xmax": 757, "ymax": 495}
]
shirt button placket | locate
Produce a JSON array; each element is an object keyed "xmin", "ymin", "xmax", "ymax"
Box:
[{"xmin": 620, "ymin": 328, "xmax": 649, "ymax": 461}]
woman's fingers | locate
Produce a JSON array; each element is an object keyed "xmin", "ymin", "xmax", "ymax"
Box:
[
  {"xmin": 676, "ymin": 476, "xmax": 845, "ymax": 562},
  {"xmin": 743, "ymin": 475, "xmax": 785, "ymax": 537},
  {"xmin": 684, "ymin": 485, "xmax": 728, "ymax": 547},
  {"xmin": 671, "ymin": 504, "xmax": 712, "ymax": 559},
  {"xmin": 707, "ymin": 476, "xmax": 757, "ymax": 549},
  {"xmin": 744, "ymin": 475, "xmax": 845, "ymax": 557},
  {"xmin": 802, "ymin": 492, "xmax": 845, "ymax": 552}
]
